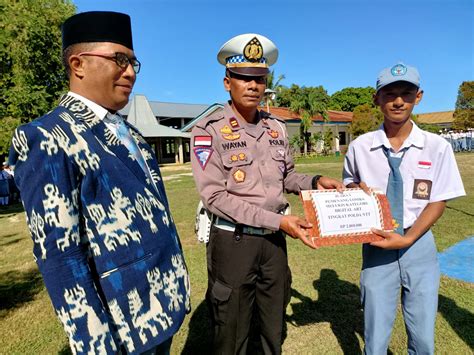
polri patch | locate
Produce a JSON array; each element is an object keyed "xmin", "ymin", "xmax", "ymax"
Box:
[
  {"xmin": 412, "ymin": 179, "xmax": 432, "ymax": 200},
  {"xmin": 194, "ymin": 147, "xmax": 213, "ymax": 170},
  {"xmin": 267, "ymin": 129, "xmax": 279, "ymax": 138},
  {"xmin": 194, "ymin": 136, "xmax": 212, "ymax": 147}
]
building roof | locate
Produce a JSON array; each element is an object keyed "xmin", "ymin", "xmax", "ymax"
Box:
[
  {"xmin": 181, "ymin": 103, "xmax": 224, "ymax": 132},
  {"xmin": 181, "ymin": 105, "xmax": 353, "ymax": 132},
  {"xmin": 126, "ymin": 95, "xmax": 190, "ymax": 138},
  {"xmin": 416, "ymin": 111, "xmax": 454, "ymax": 124},
  {"xmin": 121, "ymin": 95, "xmax": 208, "ymax": 118},
  {"xmin": 264, "ymin": 106, "xmax": 353, "ymax": 123}
]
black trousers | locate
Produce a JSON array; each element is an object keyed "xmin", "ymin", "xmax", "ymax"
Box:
[{"xmin": 206, "ymin": 226, "xmax": 291, "ymax": 355}]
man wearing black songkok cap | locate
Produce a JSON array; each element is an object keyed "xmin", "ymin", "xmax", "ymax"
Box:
[{"xmin": 9, "ymin": 11, "xmax": 190, "ymax": 354}]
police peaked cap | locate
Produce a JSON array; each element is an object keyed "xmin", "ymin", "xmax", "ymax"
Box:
[
  {"xmin": 62, "ymin": 11, "xmax": 133, "ymax": 50},
  {"xmin": 218, "ymin": 33, "xmax": 278, "ymax": 76}
]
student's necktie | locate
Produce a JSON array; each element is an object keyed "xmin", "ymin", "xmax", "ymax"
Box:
[{"xmin": 383, "ymin": 147, "xmax": 405, "ymax": 235}]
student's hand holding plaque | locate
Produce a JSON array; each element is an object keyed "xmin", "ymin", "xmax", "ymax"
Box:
[{"xmin": 300, "ymin": 187, "xmax": 394, "ymax": 247}]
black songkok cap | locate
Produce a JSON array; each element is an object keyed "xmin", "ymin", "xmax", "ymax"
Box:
[{"xmin": 62, "ymin": 11, "xmax": 133, "ymax": 50}]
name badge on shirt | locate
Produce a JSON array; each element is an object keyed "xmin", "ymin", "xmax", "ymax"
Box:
[{"xmin": 413, "ymin": 179, "xmax": 432, "ymax": 200}]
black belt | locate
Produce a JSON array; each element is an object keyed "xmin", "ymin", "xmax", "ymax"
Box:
[{"xmin": 213, "ymin": 216, "xmax": 275, "ymax": 235}]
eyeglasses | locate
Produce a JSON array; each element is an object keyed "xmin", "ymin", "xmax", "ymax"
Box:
[{"xmin": 78, "ymin": 51, "xmax": 141, "ymax": 74}]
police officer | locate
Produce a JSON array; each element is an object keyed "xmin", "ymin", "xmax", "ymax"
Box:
[{"xmin": 191, "ymin": 33, "xmax": 343, "ymax": 354}]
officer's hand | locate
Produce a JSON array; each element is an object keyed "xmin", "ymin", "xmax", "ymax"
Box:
[
  {"xmin": 317, "ymin": 176, "xmax": 345, "ymax": 192},
  {"xmin": 370, "ymin": 228, "xmax": 413, "ymax": 250},
  {"xmin": 280, "ymin": 215, "xmax": 316, "ymax": 249}
]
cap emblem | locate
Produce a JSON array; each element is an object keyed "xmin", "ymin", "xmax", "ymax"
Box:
[
  {"xmin": 244, "ymin": 37, "xmax": 263, "ymax": 63},
  {"xmin": 391, "ymin": 64, "xmax": 407, "ymax": 76}
]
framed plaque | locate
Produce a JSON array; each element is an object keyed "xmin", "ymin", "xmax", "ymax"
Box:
[{"xmin": 300, "ymin": 188, "xmax": 394, "ymax": 247}]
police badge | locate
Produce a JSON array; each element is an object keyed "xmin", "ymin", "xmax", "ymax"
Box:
[{"xmin": 244, "ymin": 37, "xmax": 263, "ymax": 62}]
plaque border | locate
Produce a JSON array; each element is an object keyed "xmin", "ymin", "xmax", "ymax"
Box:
[{"xmin": 300, "ymin": 188, "xmax": 394, "ymax": 247}]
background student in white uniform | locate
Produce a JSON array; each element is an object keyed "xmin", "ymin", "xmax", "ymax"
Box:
[{"xmin": 343, "ymin": 62, "xmax": 465, "ymax": 354}]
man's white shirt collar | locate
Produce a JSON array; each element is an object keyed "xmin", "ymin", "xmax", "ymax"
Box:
[
  {"xmin": 371, "ymin": 121, "xmax": 426, "ymax": 152},
  {"xmin": 68, "ymin": 91, "xmax": 109, "ymax": 120}
]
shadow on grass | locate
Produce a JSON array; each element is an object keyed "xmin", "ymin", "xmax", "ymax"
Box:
[
  {"xmin": 0, "ymin": 237, "xmax": 22, "ymax": 248},
  {"xmin": 182, "ymin": 300, "xmax": 213, "ymax": 354},
  {"xmin": 0, "ymin": 268, "xmax": 43, "ymax": 317},
  {"xmin": 438, "ymin": 294, "xmax": 474, "ymax": 349},
  {"xmin": 182, "ymin": 296, "xmax": 285, "ymax": 354},
  {"xmin": 0, "ymin": 202, "xmax": 24, "ymax": 217},
  {"xmin": 287, "ymin": 269, "xmax": 365, "ymax": 354},
  {"xmin": 58, "ymin": 346, "xmax": 72, "ymax": 355},
  {"xmin": 446, "ymin": 205, "xmax": 474, "ymax": 217}
]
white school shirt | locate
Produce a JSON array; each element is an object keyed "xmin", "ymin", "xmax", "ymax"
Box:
[{"xmin": 343, "ymin": 122, "xmax": 466, "ymax": 229}]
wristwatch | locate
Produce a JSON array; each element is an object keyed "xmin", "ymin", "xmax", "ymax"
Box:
[{"xmin": 312, "ymin": 175, "xmax": 322, "ymax": 189}]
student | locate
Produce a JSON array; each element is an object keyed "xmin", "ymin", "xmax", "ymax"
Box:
[{"xmin": 343, "ymin": 63, "xmax": 465, "ymax": 354}]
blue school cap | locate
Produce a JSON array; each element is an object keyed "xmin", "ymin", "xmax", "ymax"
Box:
[{"xmin": 376, "ymin": 62, "xmax": 420, "ymax": 92}]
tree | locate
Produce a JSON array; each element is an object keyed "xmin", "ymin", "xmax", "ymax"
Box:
[
  {"xmin": 349, "ymin": 104, "xmax": 383, "ymax": 138},
  {"xmin": 452, "ymin": 81, "xmax": 474, "ymax": 129},
  {"xmin": 289, "ymin": 133, "xmax": 303, "ymax": 153},
  {"xmin": 266, "ymin": 70, "xmax": 285, "ymax": 98},
  {"xmin": 0, "ymin": 0, "xmax": 75, "ymax": 155},
  {"xmin": 314, "ymin": 129, "xmax": 334, "ymax": 155},
  {"xmin": 262, "ymin": 70, "xmax": 285, "ymax": 108},
  {"xmin": 0, "ymin": 117, "xmax": 20, "ymax": 158},
  {"xmin": 279, "ymin": 85, "xmax": 330, "ymax": 154},
  {"xmin": 328, "ymin": 87, "xmax": 376, "ymax": 112}
]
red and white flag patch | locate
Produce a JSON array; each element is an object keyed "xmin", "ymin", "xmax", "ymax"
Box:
[
  {"xmin": 194, "ymin": 136, "xmax": 212, "ymax": 147},
  {"xmin": 418, "ymin": 161, "xmax": 432, "ymax": 169}
]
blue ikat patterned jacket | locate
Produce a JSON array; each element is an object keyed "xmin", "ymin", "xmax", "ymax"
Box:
[{"xmin": 9, "ymin": 95, "xmax": 190, "ymax": 354}]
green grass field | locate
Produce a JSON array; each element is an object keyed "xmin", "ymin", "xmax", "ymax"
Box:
[{"xmin": 0, "ymin": 154, "xmax": 473, "ymax": 354}]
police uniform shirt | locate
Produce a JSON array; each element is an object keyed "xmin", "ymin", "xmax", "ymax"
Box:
[
  {"xmin": 191, "ymin": 103, "xmax": 313, "ymax": 231},
  {"xmin": 343, "ymin": 122, "xmax": 466, "ymax": 229}
]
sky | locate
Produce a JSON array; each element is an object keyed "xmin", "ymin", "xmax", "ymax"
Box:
[{"xmin": 73, "ymin": 0, "xmax": 473, "ymax": 114}]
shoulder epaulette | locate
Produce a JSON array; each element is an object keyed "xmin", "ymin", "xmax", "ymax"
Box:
[
  {"xmin": 195, "ymin": 109, "xmax": 225, "ymax": 129},
  {"xmin": 267, "ymin": 113, "xmax": 287, "ymax": 124}
]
